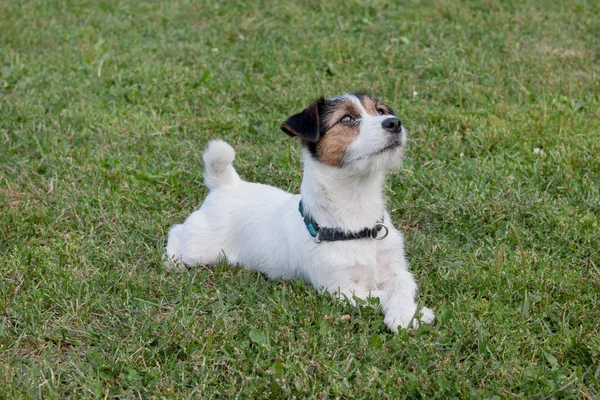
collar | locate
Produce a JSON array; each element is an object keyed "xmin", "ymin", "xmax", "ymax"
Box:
[{"xmin": 298, "ymin": 200, "xmax": 389, "ymax": 243}]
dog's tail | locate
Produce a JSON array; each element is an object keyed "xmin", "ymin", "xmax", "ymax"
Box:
[{"xmin": 203, "ymin": 140, "xmax": 241, "ymax": 190}]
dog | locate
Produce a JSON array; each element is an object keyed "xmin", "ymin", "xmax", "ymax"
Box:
[{"xmin": 165, "ymin": 93, "xmax": 434, "ymax": 332}]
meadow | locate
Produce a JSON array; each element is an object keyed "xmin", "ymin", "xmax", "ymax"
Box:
[{"xmin": 1, "ymin": 0, "xmax": 599, "ymax": 397}]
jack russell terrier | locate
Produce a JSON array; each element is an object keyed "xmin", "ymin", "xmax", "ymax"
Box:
[{"xmin": 165, "ymin": 93, "xmax": 434, "ymax": 332}]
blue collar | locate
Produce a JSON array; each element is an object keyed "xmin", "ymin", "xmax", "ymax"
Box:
[{"xmin": 298, "ymin": 200, "xmax": 389, "ymax": 243}]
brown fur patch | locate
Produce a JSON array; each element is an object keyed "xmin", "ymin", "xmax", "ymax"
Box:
[
  {"xmin": 360, "ymin": 95, "xmax": 393, "ymax": 116},
  {"xmin": 360, "ymin": 96, "xmax": 379, "ymax": 116},
  {"xmin": 316, "ymin": 101, "xmax": 361, "ymax": 167},
  {"xmin": 316, "ymin": 124, "xmax": 359, "ymax": 167}
]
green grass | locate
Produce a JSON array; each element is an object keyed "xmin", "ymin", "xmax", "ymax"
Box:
[{"xmin": 1, "ymin": 0, "xmax": 599, "ymax": 397}]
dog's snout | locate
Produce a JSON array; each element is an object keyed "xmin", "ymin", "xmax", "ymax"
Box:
[{"xmin": 382, "ymin": 117, "xmax": 401, "ymax": 133}]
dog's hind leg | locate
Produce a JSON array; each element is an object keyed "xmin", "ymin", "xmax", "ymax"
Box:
[
  {"xmin": 164, "ymin": 224, "xmax": 186, "ymax": 271},
  {"xmin": 165, "ymin": 210, "xmax": 229, "ymax": 270}
]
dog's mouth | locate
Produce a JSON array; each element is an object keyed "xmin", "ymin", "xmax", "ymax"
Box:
[
  {"xmin": 343, "ymin": 133, "xmax": 405, "ymax": 164},
  {"xmin": 350, "ymin": 140, "xmax": 402, "ymax": 163},
  {"xmin": 381, "ymin": 140, "xmax": 402, "ymax": 152},
  {"xmin": 371, "ymin": 138, "xmax": 403, "ymax": 157}
]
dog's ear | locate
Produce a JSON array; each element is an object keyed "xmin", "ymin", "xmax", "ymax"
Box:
[{"xmin": 280, "ymin": 98, "xmax": 323, "ymax": 143}]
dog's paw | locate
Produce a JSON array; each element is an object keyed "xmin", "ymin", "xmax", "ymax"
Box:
[
  {"xmin": 162, "ymin": 254, "xmax": 187, "ymax": 272},
  {"xmin": 383, "ymin": 303, "xmax": 418, "ymax": 333},
  {"xmin": 410, "ymin": 306, "xmax": 435, "ymax": 329},
  {"xmin": 384, "ymin": 305, "xmax": 435, "ymax": 333},
  {"xmin": 419, "ymin": 306, "xmax": 435, "ymax": 324}
]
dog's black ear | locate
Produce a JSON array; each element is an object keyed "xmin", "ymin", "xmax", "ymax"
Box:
[{"xmin": 280, "ymin": 98, "xmax": 323, "ymax": 143}]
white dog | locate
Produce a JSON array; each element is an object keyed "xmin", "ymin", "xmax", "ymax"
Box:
[{"xmin": 165, "ymin": 94, "xmax": 434, "ymax": 332}]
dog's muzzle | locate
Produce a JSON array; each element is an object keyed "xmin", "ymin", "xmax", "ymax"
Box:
[{"xmin": 382, "ymin": 117, "xmax": 402, "ymax": 134}]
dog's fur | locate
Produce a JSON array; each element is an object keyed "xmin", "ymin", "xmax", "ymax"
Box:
[{"xmin": 165, "ymin": 94, "xmax": 434, "ymax": 332}]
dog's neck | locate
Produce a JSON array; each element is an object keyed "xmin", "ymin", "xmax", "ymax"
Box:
[{"xmin": 300, "ymin": 151, "xmax": 387, "ymax": 232}]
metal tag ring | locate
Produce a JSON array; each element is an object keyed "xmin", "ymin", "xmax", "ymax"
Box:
[
  {"xmin": 372, "ymin": 223, "xmax": 389, "ymax": 240},
  {"xmin": 312, "ymin": 232, "xmax": 322, "ymax": 243}
]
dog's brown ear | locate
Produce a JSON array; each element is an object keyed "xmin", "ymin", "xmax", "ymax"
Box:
[{"xmin": 280, "ymin": 98, "xmax": 323, "ymax": 143}]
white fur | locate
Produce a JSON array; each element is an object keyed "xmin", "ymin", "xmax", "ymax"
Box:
[{"xmin": 165, "ymin": 100, "xmax": 434, "ymax": 332}]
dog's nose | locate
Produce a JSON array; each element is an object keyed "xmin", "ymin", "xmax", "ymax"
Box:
[{"xmin": 382, "ymin": 117, "xmax": 401, "ymax": 133}]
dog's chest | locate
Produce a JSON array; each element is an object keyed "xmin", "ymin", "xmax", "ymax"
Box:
[{"xmin": 314, "ymin": 241, "xmax": 381, "ymax": 274}]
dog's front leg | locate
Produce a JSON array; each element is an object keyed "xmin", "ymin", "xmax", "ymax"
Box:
[
  {"xmin": 378, "ymin": 229, "xmax": 435, "ymax": 333},
  {"xmin": 379, "ymin": 268, "xmax": 435, "ymax": 333}
]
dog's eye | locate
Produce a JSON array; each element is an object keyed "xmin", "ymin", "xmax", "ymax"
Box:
[
  {"xmin": 377, "ymin": 108, "xmax": 386, "ymax": 115},
  {"xmin": 340, "ymin": 115, "xmax": 354, "ymax": 123}
]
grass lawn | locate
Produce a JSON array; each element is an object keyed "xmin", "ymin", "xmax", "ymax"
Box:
[{"xmin": 1, "ymin": 0, "xmax": 599, "ymax": 397}]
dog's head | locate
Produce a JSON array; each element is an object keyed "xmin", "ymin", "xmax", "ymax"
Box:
[{"xmin": 281, "ymin": 94, "xmax": 406, "ymax": 171}]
